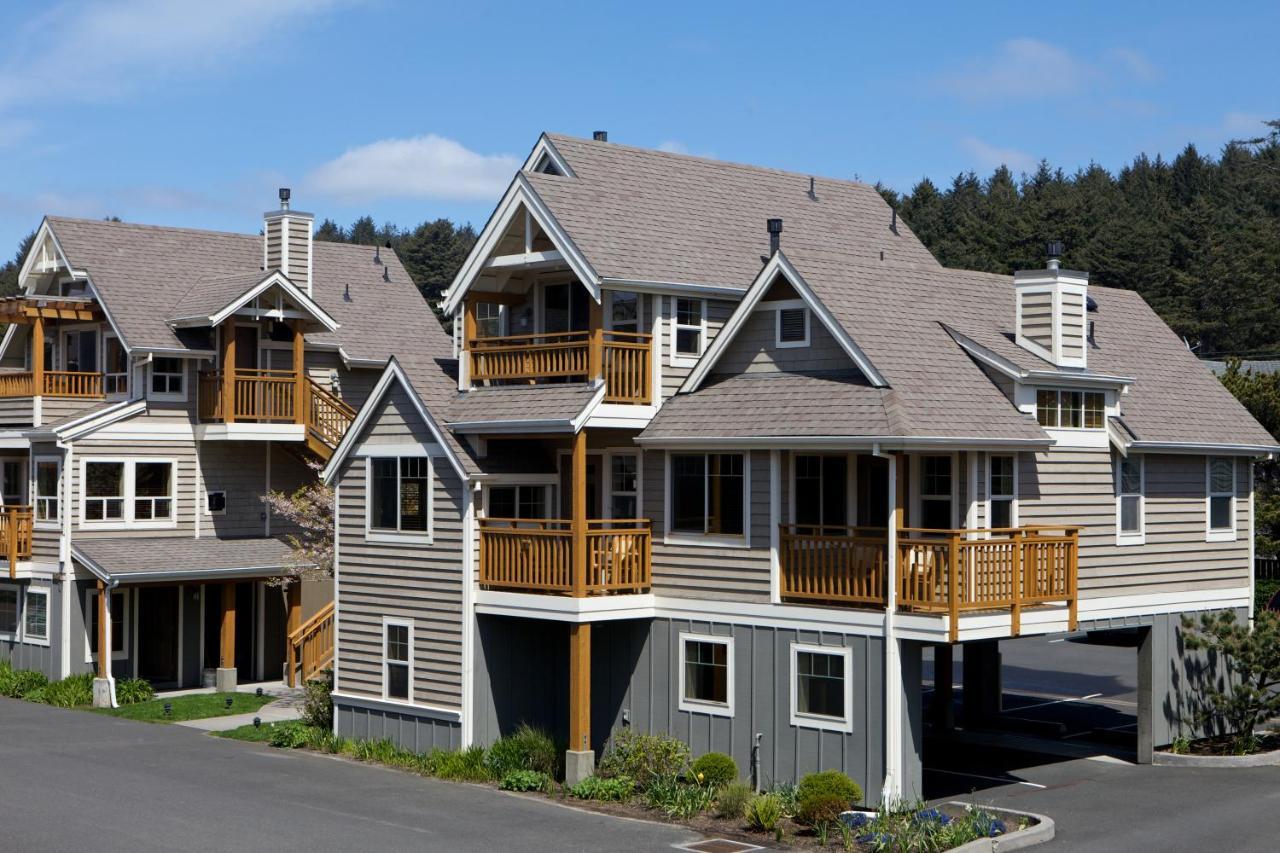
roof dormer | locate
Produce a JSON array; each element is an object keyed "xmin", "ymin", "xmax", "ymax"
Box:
[{"xmin": 1014, "ymin": 242, "xmax": 1089, "ymax": 369}]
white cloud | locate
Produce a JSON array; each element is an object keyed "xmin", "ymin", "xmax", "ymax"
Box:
[
  {"xmin": 657, "ymin": 140, "xmax": 689, "ymax": 154},
  {"xmin": 959, "ymin": 137, "xmax": 1036, "ymax": 173},
  {"xmin": 1109, "ymin": 48, "xmax": 1159, "ymax": 83},
  {"xmin": 938, "ymin": 38, "xmax": 1096, "ymax": 99},
  {"xmin": 306, "ymin": 135, "xmax": 519, "ymax": 202}
]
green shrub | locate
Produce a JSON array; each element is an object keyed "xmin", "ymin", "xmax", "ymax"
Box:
[
  {"xmin": 301, "ymin": 672, "xmax": 333, "ymax": 730},
  {"xmin": 771, "ymin": 781, "xmax": 800, "ymax": 816},
  {"xmin": 269, "ymin": 721, "xmax": 310, "ymax": 748},
  {"xmin": 598, "ymin": 730, "xmax": 690, "ymax": 789},
  {"xmin": 499, "ymin": 769, "xmax": 551, "ymax": 792},
  {"xmin": 114, "ymin": 677, "xmax": 155, "ymax": 705},
  {"xmin": 691, "ymin": 752, "xmax": 738, "ymax": 789},
  {"xmin": 424, "ymin": 745, "xmax": 492, "ymax": 781},
  {"xmin": 797, "ymin": 793, "xmax": 848, "ymax": 828},
  {"xmin": 794, "ymin": 770, "xmax": 861, "ymax": 826},
  {"xmin": 643, "ymin": 774, "xmax": 715, "ymax": 819},
  {"xmin": 32, "ymin": 673, "xmax": 94, "ymax": 707},
  {"xmin": 0, "ymin": 663, "xmax": 48, "ymax": 699},
  {"xmin": 569, "ymin": 774, "xmax": 635, "ymax": 802},
  {"xmin": 744, "ymin": 792, "xmax": 784, "ymax": 832},
  {"xmin": 484, "ymin": 724, "xmax": 558, "ymax": 778},
  {"xmin": 715, "ymin": 781, "xmax": 754, "ymax": 820}
]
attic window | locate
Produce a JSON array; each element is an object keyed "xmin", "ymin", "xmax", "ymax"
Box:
[
  {"xmin": 532, "ymin": 152, "xmax": 563, "ymax": 176},
  {"xmin": 776, "ymin": 306, "xmax": 810, "ymax": 348}
]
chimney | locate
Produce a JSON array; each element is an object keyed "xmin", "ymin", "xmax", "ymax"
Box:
[
  {"xmin": 1013, "ymin": 241, "xmax": 1088, "ymax": 369},
  {"xmin": 592, "ymin": 130, "xmax": 608, "ymax": 142},
  {"xmin": 263, "ymin": 187, "xmax": 314, "ymax": 295},
  {"xmin": 767, "ymin": 218, "xmax": 783, "ymax": 256}
]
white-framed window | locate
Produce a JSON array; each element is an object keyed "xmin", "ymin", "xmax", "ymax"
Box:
[
  {"xmin": 1206, "ymin": 456, "xmax": 1237, "ymax": 542},
  {"xmin": 989, "ymin": 454, "xmax": 1017, "ymax": 529},
  {"xmin": 148, "ymin": 357, "xmax": 186, "ymax": 400},
  {"xmin": 0, "ymin": 586, "xmax": 16, "ymax": 638},
  {"xmin": 79, "ymin": 458, "xmax": 177, "ymax": 529},
  {"xmin": 789, "ymin": 643, "xmax": 853, "ymax": 733},
  {"xmin": 1, "ymin": 459, "xmax": 23, "ymax": 505},
  {"xmin": 775, "ymin": 302, "xmax": 810, "ymax": 348},
  {"xmin": 606, "ymin": 291, "xmax": 639, "ymax": 334},
  {"xmin": 486, "ymin": 484, "xmax": 547, "ymax": 520},
  {"xmin": 793, "ymin": 453, "xmax": 850, "ymax": 533},
  {"xmin": 85, "ymin": 588, "xmax": 129, "ymax": 662},
  {"xmin": 205, "ymin": 490, "xmax": 227, "ymax": 516},
  {"xmin": 103, "ymin": 333, "xmax": 129, "ymax": 396},
  {"xmin": 1036, "ymin": 389, "xmax": 1105, "ymax": 430},
  {"xmin": 608, "ymin": 453, "xmax": 640, "ymax": 520},
  {"xmin": 23, "ymin": 586, "xmax": 48, "ymax": 646},
  {"xmin": 670, "ymin": 297, "xmax": 706, "ymax": 366},
  {"xmin": 1115, "ymin": 454, "xmax": 1144, "ymax": 545},
  {"xmin": 474, "ymin": 302, "xmax": 503, "ymax": 339},
  {"xmin": 366, "ymin": 455, "xmax": 433, "ymax": 542},
  {"xmin": 678, "ymin": 633, "xmax": 734, "ymax": 717},
  {"xmin": 33, "ymin": 457, "xmax": 60, "ymax": 525},
  {"xmin": 919, "ymin": 455, "xmax": 953, "ymax": 530},
  {"xmin": 665, "ymin": 452, "xmax": 749, "ymax": 546},
  {"xmin": 382, "ymin": 617, "xmax": 412, "ymax": 702}
]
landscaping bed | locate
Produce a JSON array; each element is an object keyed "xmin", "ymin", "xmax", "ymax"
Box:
[
  {"xmin": 91, "ymin": 692, "xmax": 274, "ymax": 723},
  {"xmin": 0, "ymin": 661, "xmax": 154, "ymax": 708}
]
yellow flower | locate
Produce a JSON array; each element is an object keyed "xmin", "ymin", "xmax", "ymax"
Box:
[{"xmin": 696, "ymin": 772, "xmax": 705, "ymax": 782}]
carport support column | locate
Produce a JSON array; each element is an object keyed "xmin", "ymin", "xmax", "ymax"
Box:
[
  {"xmin": 1137, "ymin": 625, "xmax": 1155, "ymax": 764},
  {"xmin": 91, "ymin": 579, "xmax": 116, "ymax": 708},
  {"xmin": 217, "ymin": 582, "xmax": 237, "ymax": 691},
  {"xmin": 566, "ymin": 623, "xmax": 593, "ymax": 785},
  {"xmin": 933, "ymin": 643, "xmax": 955, "ymax": 730},
  {"xmin": 962, "ymin": 639, "xmax": 1002, "ymax": 727}
]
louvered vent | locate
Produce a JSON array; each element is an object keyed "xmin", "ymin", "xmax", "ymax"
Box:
[{"xmin": 778, "ymin": 307, "xmax": 808, "ymax": 345}]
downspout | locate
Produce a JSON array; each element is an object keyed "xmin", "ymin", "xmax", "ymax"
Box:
[
  {"xmin": 460, "ymin": 479, "xmax": 479, "ymax": 747},
  {"xmin": 873, "ymin": 443, "xmax": 901, "ymax": 804},
  {"xmin": 56, "ymin": 438, "xmax": 73, "ymax": 680}
]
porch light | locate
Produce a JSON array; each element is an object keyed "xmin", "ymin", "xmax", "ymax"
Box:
[
  {"xmin": 225, "ymin": 697, "xmax": 233, "ymax": 710},
  {"xmin": 255, "ymin": 687, "xmax": 264, "ymax": 697},
  {"xmin": 253, "ymin": 717, "xmax": 261, "ymax": 728},
  {"xmin": 163, "ymin": 703, "xmax": 172, "ymax": 716}
]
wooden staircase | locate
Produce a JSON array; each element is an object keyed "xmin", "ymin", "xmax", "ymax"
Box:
[
  {"xmin": 304, "ymin": 380, "xmax": 356, "ymax": 461},
  {"xmin": 286, "ymin": 601, "xmax": 335, "ymax": 687}
]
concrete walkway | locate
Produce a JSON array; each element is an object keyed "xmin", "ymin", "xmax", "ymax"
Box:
[{"xmin": 158, "ymin": 681, "xmax": 307, "ymax": 732}]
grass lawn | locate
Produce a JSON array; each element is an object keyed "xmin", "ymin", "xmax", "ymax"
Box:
[
  {"xmin": 215, "ymin": 720, "xmax": 295, "ymax": 742},
  {"xmin": 90, "ymin": 692, "xmax": 275, "ymax": 723}
]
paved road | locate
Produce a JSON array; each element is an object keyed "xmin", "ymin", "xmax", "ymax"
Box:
[{"xmin": 0, "ymin": 698, "xmax": 696, "ymax": 853}]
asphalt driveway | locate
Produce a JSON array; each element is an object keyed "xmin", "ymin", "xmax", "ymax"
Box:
[{"xmin": 0, "ymin": 698, "xmax": 696, "ymax": 853}]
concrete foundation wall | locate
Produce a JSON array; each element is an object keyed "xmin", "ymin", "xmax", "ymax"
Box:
[{"xmin": 334, "ymin": 696, "xmax": 462, "ymax": 752}]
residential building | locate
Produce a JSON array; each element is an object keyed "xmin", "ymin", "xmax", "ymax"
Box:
[
  {"xmin": 0, "ymin": 193, "xmax": 434, "ymax": 704},
  {"xmin": 320, "ymin": 133, "xmax": 1276, "ymax": 800}
]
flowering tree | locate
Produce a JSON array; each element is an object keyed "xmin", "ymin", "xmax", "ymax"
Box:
[{"xmin": 260, "ymin": 457, "xmax": 334, "ymax": 621}]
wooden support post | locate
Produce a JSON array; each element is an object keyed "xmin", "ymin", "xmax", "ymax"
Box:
[
  {"xmin": 588, "ymin": 297, "xmax": 603, "ymax": 382},
  {"xmin": 292, "ymin": 320, "xmax": 306, "ymax": 426},
  {"xmin": 1067, "ymin": 531, "xmax": 1079, "ymax": 631},
  {"xmin": 222, "ymin": 317, "xmax": 237, "ymax": 424},
  {"xmin": 462, "ymin": 298, "xmax": 478, "ymax": 388},
  {"xmin": 933, "ymin": 642, "xmax": 955, "ymax": 730},
  {"xmin": 97, "ymin": 579, "xmax": 110, "ymax": 679},
  {"xmin": 1010, "ymin": 528, "xmax": 1023, "ymax": 637},
  {"xmin": 948, "ymin": 531, "xmax": 960, "ymax": 644},
  {"xmin": 6, "ymin": 508, "xmax": 17, "ymax": 579},
  {"xmin": 894, "ymin": 455, "xmax": 907, "ymax": 605},
  {"xmin": 568, "ymin": 622, "xmax": 592, "ymax": 753},
  {"xmin": 571, "ymin": 428, "xmax": 588, "ymax": 597},
  {"xmin": 285, "ymin": 582, "xmax": 302, "ymax": 687},
  {"xmin": 220, "ymin": 582, "xmax": 236, "ymax": 669},
  {"xmin": 31, "ymin": 314, "xmax": 44, "ymax": 396}
]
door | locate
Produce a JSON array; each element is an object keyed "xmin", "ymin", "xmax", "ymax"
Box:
[
  {"xmin": 543, "ymin": 283, "xmax": 591, "ymax": 334},
  {"xmin": 137, "ymin": 586, "xmax": 181, "ymax": 686},
  {"xmin": 0, "ymin": 459, "xmax": 24, "ymax": 505},
  {"xmin": 794, "ymin": 454, "xmax": 849, "ymax": 535},
  {"xmin": 63, "ymin": 329, "xmax": 98, "ymax": 373},
  {"xmin": 856, "ymin": 455, "xmax": 889, "ymax": 528},
  {"xmin": 559, "ymin": 453, "xmax": 602, "ymax": 519},
  {"xmin": 235, "ymin": 327, "xmax": 259, "ymax": 371}
]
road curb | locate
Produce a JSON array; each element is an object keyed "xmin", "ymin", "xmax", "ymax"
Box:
[
  {"xmin": 946, "ymin": 802, "xmax": 1055, "ymax": 852},
  {"xmin": 1153, "ymin": 749, "xmax": 1280, "ymax": 767}
]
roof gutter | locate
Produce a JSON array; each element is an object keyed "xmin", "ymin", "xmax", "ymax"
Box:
[
  {"xmin": 633, "ymin": 434, "xmax": 1053, "ymax": 450},
  {"xmin": 1126, "ymin": 440, "xmax": 1280, "ymax": 456}
]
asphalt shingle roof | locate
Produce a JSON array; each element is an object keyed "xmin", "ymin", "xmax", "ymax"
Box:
[
  {"xmin": 446, "ymin": 383, "xmax": 599, "ymax": 428},
  {"xmin": 73, "ymin": 536, "xmax": 307, "ymax": 582}
]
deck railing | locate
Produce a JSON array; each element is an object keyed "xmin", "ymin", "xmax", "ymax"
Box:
[
  {"xmin": 478, "ymin": 517, "xmax": 652, "ymax": 595},
  {"xmin": 0, "ymin": 370, "xmax": 104, "ymax": 398},
  {"xmin": 1, "ymin": 505, "xmax": 34, "ymax": 578},
  {"xmin": 308, "ymin": 381, "xmax": 357, "ymax": 448},
  {"xmin": 778, "ymin": 524, "xmax": 1079, "ymax": 639},
  {"xmin": 467, "ymin": 330, "xmax": 652, "ymax": 405},
  {"xmin": 198, "ymin": 370, "xmax": 355, "ymax": 453},
  {"xmin": 286, "ymin": 601, "xmax": 334, "ymax": 687}
]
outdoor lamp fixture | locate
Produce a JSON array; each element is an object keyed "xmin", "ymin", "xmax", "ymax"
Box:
[
  {"xmin": 255, "ymin": 687, "xmax": 264, "ymax": 697},
  {"xmin": 225, "ymin": 697, "xmax": 234, "ymax": 710},
  {"xmin": 163, "ymin": 703, "xmax": 172, "ymax": 716},
  {"xmin": 253, "ymin": 717, "xmax": 262, "ymax": 729}
]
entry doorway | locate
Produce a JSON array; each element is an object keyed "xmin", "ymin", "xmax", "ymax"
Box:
[
  {"xmin": 136, "ymin": 586, "xmax": 181, "ymax": 687},
  {"xmin": 543, "ymin": 282, "xmax": 591, "ymax": 334},
  {"xmin": 234, "ymin": 326, "xmax": 259, "ymax": 371},
  {"xmin": 203, "ymin": 582, "xmax": 256, "ymax": 676}
]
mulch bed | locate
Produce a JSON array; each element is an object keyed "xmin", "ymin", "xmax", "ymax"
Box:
[{"xmin": 1182, "ymin": 731, "xmax": 1280, "ymax": 757}]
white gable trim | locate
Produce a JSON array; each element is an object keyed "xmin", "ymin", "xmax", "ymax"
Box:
[
  {"xmin": 943, "ymin": 325, "xmax": 1133, "ymax": 388},
  {"xmin": 682, "ymin": 251, "xmax": 887, "ymax": 392},
  {"xmin": 441, "ymin": 174, "xmax": 599, "ymax": 315},
  {"xmin": 321, "ymin": 358, "xmax": 466, "ymax": 485},
  {"xmin": 168, "ymin": 271, "xmax": 339, "ymax": 332},
  {"xmin": 521, "ymin": 134, "xmax": 577, "ymax": 178},
  {"xmin": 50, "ymin": 399, "xmax": 147, "ymax": 441}
]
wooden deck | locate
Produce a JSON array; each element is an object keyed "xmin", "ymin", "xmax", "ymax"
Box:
[
  {"xmin": 466, "ymin": 330, "xmax": 653, "ymax": 405},
  {"xmin": 0, "ymin": 370, "xmax": 104, "ymax": 398},
  {"xmin": 479, "ymin": 517, "xmax": 652, "ymax": 596},
  {"xmin": 197, "ymin": 370, "xmax": 356, "ymax": 457}
]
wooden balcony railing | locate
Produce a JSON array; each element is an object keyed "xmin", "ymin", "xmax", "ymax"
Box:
[
  {"xmin": 479, "ymin": 517, "xmax": 652, "ymax": 596},
  {"xmin": 198, "ymin": 370, "xmax": 355, "ymax": 456},
  {"xmin": 778, "ymin": 524, "xmax": 1079, "ymax": 640},
  {"xmin": 286, "ymin": 601, "xmax": 334, "ymax": 687},
  {"xmin": 308, "ymin": 380, "xmax": 358, "ymax": 448},
  {"xmin": 467, "ymin": 330, "xmax": 652, "ymax": 405},
  {"xmin": 1, "ymin": 506, "xmax": 34, "ymax": 577},
  {"xmin": 0, "ymin": 370, "xmax": 104, "ymax": 399}
]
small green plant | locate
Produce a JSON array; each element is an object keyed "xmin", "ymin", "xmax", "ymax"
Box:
[
  {"xmin": 499, "ymin": 769, "xmax": 551, "ymax": 792},
  {"xmin": 771, "ymin": 781, "xmax": 800, "ymax": 816},
  {"xmin": 0, "ymin": 663, "xmax": 48, "ymax": 699},
  {"xmin": 569, "ymin": 774, "xmax": 636, "ymax": 802},
  {"xmin": 690, "ymin": 752, "xmax": 738, "ymax": 789},
  {"xmin": 744, "ymin": 792, "xmax": 784, "ymax": 832},
  {"xmin": 31, "ymin": 673, "xmax": 94, "ymax": 707},
  {"xmin": 424, "ymin": 745, "xmax": 492, "ymax": 781},
  {"xmin": 484, "ymin": 724, "xmax": 558, "ymax": 778},
  {"xmin": 352, "ymin": 738, "xmax": 400, "ymax": 763},
  {"xmin": 643, "ymin": 773, "xmax": 715, "ymax": 819},
  {"xmin": 301, "ymin": 672, "xmax": 333, "ymax": 730},
  {"xmin": 796, "ymin": 770, "xmax": 862, "ymax": 826},
  {"xmin": 715, "ymin": 781, "xmax": 754, "ymax": 820},
  {"xmin": 598, "ymin": 729, "xmax": 690, "ymax": 790},
  {"xmin": 1169, "ymin": 735, "xmax": 1192, "ymax": 755},
  {"xmin": 114, "ymin": 677, "xmax": 155, "ymax": 705},
  {"xmin": 269, "ymin": 721, "xmax": 310, "ymax": 748}
]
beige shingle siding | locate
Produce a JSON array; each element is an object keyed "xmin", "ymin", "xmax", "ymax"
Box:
[
  {"xmin": 286, "ymin": 218, "xmax": 310, "ymax": 286},
  {"xmin": 198, "ymin": 443, "xmax": 273, "ymax": 538},
  {"xmin": 1019, "ymin": 291, "xmax": 1054, "ymax": 351},
  {"xmin": 1018, "ymin": 449, "xmax": 1250, "ymax": 599},
  {"xmin": 335, "ymin": 385, "xmax": 466, "ymax": 710},
  {"xmin": 714, "ymin": 303, "xmax": 854, "ymax": 376},
  {"xmin": 1060, "ymin": 291, "xmax": 1086, "ymax": 361},
  {"xmin": 40, "ymin": 396, "xmax": 104, "ymax": 426},
  {"xmin": 265, "ymin": 218, "xmax": 283, "ymax": 271},
  {"xmin": 69, "ymin": 433, "xmax": 200, "ymax": 539},
  {"xmin": 660, "ymin": 297, "xmax": 735, "ymax": 399},
  {"xmin": 0, "ymin": 397, "xmax": 34, "ymax": 427}
]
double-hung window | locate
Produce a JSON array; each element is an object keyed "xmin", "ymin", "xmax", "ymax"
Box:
[
  {"xmin": 679, "ymin": 634, "xmax": 733, "ymax": 716},
  {"xmin": 989, "ymin": 455, "xmax": 1016, "ymax": 529},
  {"xmin": 669, "ymin": 453, "xmax": 747, "ymax": 541},
  {"xmin": 1116, "ymin": 455, "xmax": 1144, "ymax": 545},
  {"xmin": 103, "ymin": 334, "xmax": 128, "ymax": 395},
  {"xmin": 672, "ymin": 298, "xmax": 705, "ymax": 364},
  {"xmin": 383, "ymin": 619, "xmax": 412, "ymax": 701},
  {"xmin": 82, "ymin": 459, "xmax": 175, "ymax": 527},
  {"xmin": 790, "ymin": 643, "xmax": 853, "ymax": 732},
  {"xmin": 23, "ymin": 587, "xmax": 48, "ymax": 645},
  {"xmin": 368, "ymin": 456, "xmax": 432, "ymax": 540},
  {"xmin": 474, "ymin": 302, "xmax": 502, "ymax": 339},
  {"xmin": 1207, "ymin": 457, "xmax": 1236, "ymax": 541},
  {"xmin": 33, "ymin": 458, "xmax": 60, "ymax": 523},
  {"xmin": 919, "ymin": 456, "xmax": 953, "ymax": 530},
  {"xmin": 149, "ymin": 357, "xmax": 185, "ymax": 397},
  {"xmin": 794, "ymin": 454, "xmax": 848, "ymax": 535},
  {"xmin": 84, "ymin": 462, "xmax": 126, "ymax": 522},
  {"xmin": 133, "ymin": 462, "xmax": 173, "ymax": 521},
  {"xmin": 609, "ymin": 454, "xmax": 639, "ymax": 520}
]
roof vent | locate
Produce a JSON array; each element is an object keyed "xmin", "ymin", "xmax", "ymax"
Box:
[
  {"xmin": 1045, "ymin": 239, "xmax": 1064, "ymax": 271},
  {"xmin": 592, "ymin": 130, "xmax": 608, "ymax": 142},
  {"xmin": 808, "ymin": 176, "xmax": 817, "ymax": 200},
  {"xmin": 767, "ymin": 218, "xmax": 783, "ymax": 256}
]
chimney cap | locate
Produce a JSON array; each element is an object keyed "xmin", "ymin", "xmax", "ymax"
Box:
[
  {"xmin": 278, "ymin": 187, "xmax": 291, "ymax": 209},
  {"xmin": 592, "ymin": 130, "xmax": 608, "ymax": 142},
  {"xmin": 1045, "ymin": 239, "xmax": 1064, "ymax": 259},
  {"xmin": 767, "ymin": 218, "xmax": 784, "ymax": 234}
]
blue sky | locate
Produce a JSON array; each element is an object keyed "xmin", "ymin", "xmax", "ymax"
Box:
[{"xmin": 0, "ymin": 0, "xmax": 1276, "ymax": 253}]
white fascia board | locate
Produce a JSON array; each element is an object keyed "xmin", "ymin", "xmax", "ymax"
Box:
[
  {"xmin": 69, "ymin": 545, "xmax": 112, "ymax": 585},
  {"xmin": 1107, "ymin": 419, "xmax": 1133, "ymax": 457},
  {"xmin": 483, "ymin": 249, "xmax": 564, "ymax": 271},
  {"xmin": 520, "ymin": 134, "xmax": 576, "ymax": 177},
  {"xmin": 598, "ymin": 277, "xmax": 747, "ymax": 300},
  {"xmin": 131, "ymin": 346, "xmax": 218, "ymax": 358},
  {"xmin": 1126, "ymin": 440, "xmax": 1280, "ymax": 456},
  {"xmin": 946, "ymin": 325, "xmax": 1134, "ymax": 390},
  {"xmin": 441, "ymin": 175, "xmax": 599, "ymax": 315},
  {"xmin": 28, "ymin": 222, "xmax": 131, "ymax": 352},
  {"xmin": 321, "ymin": 358, "xmax": 467, "ymax": 485},
  {"xmin": 53, "ymin": 400, "xmax": 146, "ymax": 441},
  {"xmin": 17, "ymin": 220, "xmax": 59, "ymax": 285},
  {"xmin": 571, "ymin": 383, "xmax": 607, "ymax": 432},
  {"xmin": 633, "ymin": 434, "xmax": 1052, "ymax": 450},
  {"xmin": 682, "ymin": 252, "xmax": 887, "ymax": 393},
  {"xmin": 446, "ymin": 419, "xmax": 576, "ymax": 434}
]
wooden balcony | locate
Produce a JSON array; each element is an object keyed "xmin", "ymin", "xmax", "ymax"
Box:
[
  {"xmin": 1, "ymin": 506, "xmax": 34, "ymax": 578},
  {"xmin": 197, "ymin": 369, "xmax": 356, "ymax": 458},
  {"xmin": 286, "ymin": 601, "xmax": 334, "ymax": 687},
  {"xmin": 779, "ymin": 524, "xmax": 1079, "ymax": 640},
  {"xmin": 479, "ymin": 517, "xmax": 652, "ymax": 596},
  {"xmin": 0, "ymin": 370, "xmax": 104, "ymax": 398},
  {"xmin": 467, "ymin": 330, "xmax": 653, "ymax": 405}
]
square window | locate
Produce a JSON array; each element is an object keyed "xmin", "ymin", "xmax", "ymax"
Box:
[
  {"xmin": 680, "ymin": 635, "xmax": 732, "ymax": 715},
  {"xmin": 206, "ymin": 490, "xmax": 227, "ymax": 515},
  {"xmin": 791, "ymin": 644, "xmax": 852, "ymax": 732}
]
